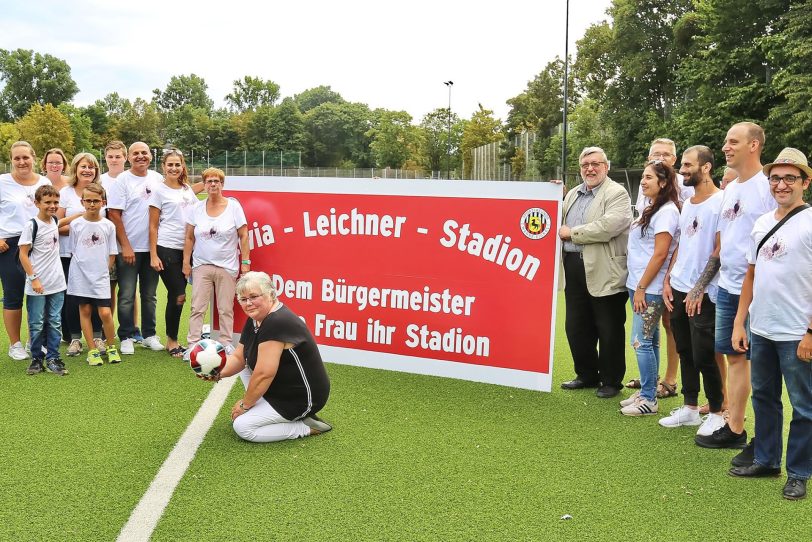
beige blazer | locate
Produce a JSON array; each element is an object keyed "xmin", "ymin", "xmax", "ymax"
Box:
[{"xmin": 563, "ymin": 178, "xmax": 632, "ymax": 297}]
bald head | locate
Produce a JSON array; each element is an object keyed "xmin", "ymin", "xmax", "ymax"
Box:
[{"xmin": 128, "ymin": 142, "xmax": 152, "ymax": 176}]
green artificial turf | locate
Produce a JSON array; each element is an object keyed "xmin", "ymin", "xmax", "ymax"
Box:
[{"xmin": 1, "ymin": 283, "xmax": 809, "ymax": 541}]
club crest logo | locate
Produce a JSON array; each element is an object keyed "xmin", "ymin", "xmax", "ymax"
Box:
[{"xmin": 520, "ymin": 208, "xmax": 551, "ymax": 240}]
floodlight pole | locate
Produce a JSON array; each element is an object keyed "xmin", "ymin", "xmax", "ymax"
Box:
[
  {"xmin": 561, "ymin": 0, "xmax": 570, "ymax": 184},
  {"xmin": 444, "ymin": 80, "xmax": 454, "ymax": 180}
]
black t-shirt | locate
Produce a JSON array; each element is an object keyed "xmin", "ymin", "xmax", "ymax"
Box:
[{"xmin": 240, "ymin": 304, "xmax": 330, "ymax": 420}]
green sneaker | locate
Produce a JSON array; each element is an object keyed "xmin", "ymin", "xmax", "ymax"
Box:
[
  {"xmin": 106, "ymin": 346, "xmax": 122, "ymax": 364},
  {"xmin": 87, "ymin": 349, "xmax": 103, "ymax": 366}
]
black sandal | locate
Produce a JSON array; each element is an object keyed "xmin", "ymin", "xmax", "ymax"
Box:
[{"xmin": 168, "ymin": 346, "xmax": 186, "ymax": 359}]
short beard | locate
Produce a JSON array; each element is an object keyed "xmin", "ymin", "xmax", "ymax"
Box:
[{"xmin": 682, "ymin": 172, "xmax": 699, "ymax": 187}]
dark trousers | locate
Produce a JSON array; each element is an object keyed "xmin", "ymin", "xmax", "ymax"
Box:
[
  {"xmin": 670, "ymin": 289, "xmax": 724, "ymax": 411},
  {"xmin": 61, "ymin": 256, "xmax": 102, "ymax": 341},
  {"xmin": 156, "ymin": 246, "xmax": 188, "ymax": 341},
  {"xmin": 563, "ymin": 252, "xmax": 627, "ymax": 388}
]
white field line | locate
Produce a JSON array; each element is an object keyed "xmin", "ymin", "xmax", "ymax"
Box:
[{"xmin": 117, "ymin": 375, "xmax": 237, "ymax": 542}]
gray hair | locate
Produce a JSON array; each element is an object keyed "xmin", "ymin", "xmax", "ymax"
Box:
[
  {"xmin": 236, "ymin": 271, "xmax": 278, "ymax": 302},
  {"xmin": 649, "ymin": 138, "xmax": 677, "ymax": 156},
  {"xmin": 579, "ymin": 146, "xmax": 611, "ymax": 170}
]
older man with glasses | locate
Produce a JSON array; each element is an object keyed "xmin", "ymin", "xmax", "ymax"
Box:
[{"xmin": 559, "ymin": 147, "xmax": 632, "ymax": 398}]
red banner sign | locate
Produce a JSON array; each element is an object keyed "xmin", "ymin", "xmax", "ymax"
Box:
[{"xmin": 224, "ymin": 177, "xmax": 562, "ymax": 391}]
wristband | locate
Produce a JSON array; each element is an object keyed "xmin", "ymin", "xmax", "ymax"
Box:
[
  {"xmin": 28, "ymin": 273, "xmax": 39, "ymax": 280},
  {"xmin": 241, "ymin": 259, "xmax": 251, "ymax": 265}
]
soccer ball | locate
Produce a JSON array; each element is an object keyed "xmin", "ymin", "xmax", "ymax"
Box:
[{"xmin": 189, "ymin": 339, "xmax": 227, "ymax": 376}]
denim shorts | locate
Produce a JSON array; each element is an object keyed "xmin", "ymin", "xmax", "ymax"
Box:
[{"xmin": 715, "ymin": 286, "xmax": 750, "ymax": 357}]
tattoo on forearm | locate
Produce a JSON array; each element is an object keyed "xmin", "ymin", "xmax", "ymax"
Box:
[{"xmin": 688, "ymin": 256, "xmax": 720, "ymax": 300}]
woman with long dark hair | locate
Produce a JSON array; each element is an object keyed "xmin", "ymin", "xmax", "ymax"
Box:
[{"xmin": 620, "ymin": 160, "xmax": 681, "ymax": 416}]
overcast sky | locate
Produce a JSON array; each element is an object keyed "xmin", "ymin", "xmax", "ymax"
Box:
[{"xmin": 2, "ymin": 0, "xmax": 613, "ymax": 122}]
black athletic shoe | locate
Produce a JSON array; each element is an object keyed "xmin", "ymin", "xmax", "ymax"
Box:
[
  {"xmin": 731, "ymin": 438, "xmax": 756, "ymax": 467},
  {"xmin": 784, "ymin": 478, "xmax": 808, "ymax": 500},
  {"xmin": 695, "ymin": 423, "xmax": 747, "ymax": 449},
  {"xmin": 45, "ymin": 358, "xmax": 68, "ymax": 376},
  {"xmin": 26, "ymin": 359, "xmax": 44, "ymax": 375}
]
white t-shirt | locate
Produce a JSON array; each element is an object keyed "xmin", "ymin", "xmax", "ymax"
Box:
[
  {"xmin": 0, "ymin": 174, "xmax": 52, "ymax": 238},
  {"xmin": 635, "ymin": 173, "xmax": 693, "ymax": 215},
  {"xmin": 669, "ymin": 191, "xmax": 724, "ymax": 301},
  {"xmin": 99, "ymin": 172, "xmax": 119, "ymax": 196},
  {"xmin": 149, "ymin": 182, "xmax": 199, "ymax": 250},
  {"xmin": 747, "ymin": 207, "xmax": 812, "ymax": 341},
  {"xmin": 67, "ymin": 217, "xmax": 118, "ymax": 299},
  {"xmin": 717, "ymin": 171, "xmax": 777, "ymax": 294},
  {"xmin": 58, "ymin": 185, "xmax": 86, "ymax": 257},
  {"xmin": 626, "ymin": 201, "xmax": 680, "ymax": 295},
  {"xmin": 106, "ymin": 170, "xmax": 163, "ymax": 252},
  {"xmin": 187, "ymin": 198, "xmax": 247, "ymax": 276},
  {"xmin": 19, "ymin": 216, "xmax": 66, "ymax": 296}
]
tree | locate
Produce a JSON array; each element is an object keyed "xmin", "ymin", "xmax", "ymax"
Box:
[
  {"xmin": 208, "ymin": 109, "xmax": 243, "ymax": 152},
  {"xmin": 367, "ymin": 109, "xmax": 418, "ymax": 168},
  {"xmin": 116, "ymin": 98, "xmax": 161, "ymax": 148},
  {"xmin": 303, "ymin": 101, "xmax": 372, "ymax": 167},
  {"xmin": 0, "ymin": 48, "xmax": 79, "ymax": 121},
  {"xmin": 294, "ymin": 85, "xmax": 344, "ymax": 114},
  {"xmin": 416, "ymin": 108, "xmax": 461, "ymax": 174},
  {"xmin": 163, "ymin": 104, "xmax": 212, "ymax": 155},
  {"xmin": 226, "ymin": 76, "xmax": 281, "ymax": 113},
  {"xmin": 0, "ymin": 122, "xmax": 21, "ymax": 161},
  {"xmin": 152, "ymin": 74, "xmax": 213, "ymax": 113},
  {"xmin": 57, "ymin": 103, "xmax": 94, "ymax": 153},
  {"xmin": 461, "ymin": 105, "xmax": 504, "ymax": 179},
  {"xmin": 15, "ymin": 104, "xmax": 74, "ymax": 156}
]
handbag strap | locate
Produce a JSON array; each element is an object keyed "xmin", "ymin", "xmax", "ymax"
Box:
[{"xmin": 756, "ymin": 203, "xmax": 811, "ymax": 256}]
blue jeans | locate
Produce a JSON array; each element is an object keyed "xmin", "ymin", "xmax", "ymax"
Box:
[
  {"xmin": 629, "ymin": 290, "xmax": 665, "ymax": 401},
  {"xmin": 116, "ymin": 252, "xmax": 159, "ymax": 339},
  {"xmin": 715, "ymin": 286, "xmax": 750, "ymax": 358},
  {"xmin": 26, "ymin": 291, "xmax": 65, "ymax": 361},
  {"xmin": 751, "ymin": 333, "xmax": 812, "ymax": 480}
]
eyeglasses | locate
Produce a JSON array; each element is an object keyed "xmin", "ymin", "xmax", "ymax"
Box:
[
  {"xmin": 46, "ymin": 161, "xmax": 64, "ymax": 166},
  {"xmin": 82, "ymin": 199, "xmax": 103, "ymax": 205},
  {"xmin": 768, "ymin": 174, "xmax": 804, "ymax": 185},
  {"xmin": 237, "ymin": 293, "xmax": 263, "ymax": 304},
  {"xmin": 204, "ymin": 179, "xmax": 224, "ymax": 184},
  {"xmin": 579, "ymin": 161, "xmax": 606, "ymax": 170},
  {"xmin": 649, "ymin": 152, "xmax": 673, "ymax": 159}
]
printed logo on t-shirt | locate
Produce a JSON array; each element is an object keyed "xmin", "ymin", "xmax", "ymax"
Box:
[
  {"xmin": 721, "ymin": 200, "xmax": 743, "ymax": 221},
  {"xmin": 685, "ymin": 216, "xmax": 700, "ymax": 237},
  {"xmin": 759, "ymin": 236, "xmax": 787, "ymax": 261},
  {"xmin": 81, "ymin": 231, "xmax": 104, "ymax": 248},
  {"xmin": 51, "ymin": 234, "xmax": 58, "ymax": 248},
  {"xmin": 25, "ymin": 193, "xmax": 36, "ymax": 207},
  {"xmin": 141, "ymin": 185, "xmax": 153, "ymax": 200},
  {"xmin": 202, "ymin": 226, "xmax": 219, "ymax": 240}
]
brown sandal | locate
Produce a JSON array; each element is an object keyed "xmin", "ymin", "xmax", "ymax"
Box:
[
  {"xmin": 656, "ymin": 381, "xmax": 678, "ymax": 398},
  {"xmin": 625, "ymin": 378, "xmax": 641, "ymax": 389}
]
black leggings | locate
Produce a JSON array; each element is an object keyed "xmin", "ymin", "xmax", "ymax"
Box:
[{"xmin": 157, "ymin": 246, "xmax": 187, "ymax": 341}]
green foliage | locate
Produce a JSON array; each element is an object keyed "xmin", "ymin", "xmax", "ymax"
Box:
[
  {"xmin": 57, "ymin": 103, "xmax": 94, "ymax": 153},
  {"xmin": 245, "ymin": 98, "xmax": 306, "ymax": 152},
  {"xmin": 0, "ymin": 122, "xmax": 21, "ymax": 160},
  {"xmin": 15, "ymin": 103, "xmax": 74, "ymax": 156},
  {"xmin": 225, "ymin": 76, "xmax": 281, "ymax": 113},
  {"xmin": 303, "ymin": 101, "xmax": 372, "ymax": 167},
  {"xmin": 152, "ymin": 74, "xmax": 213, "ymax": 113},
  {"xmin": 116, "ymin": 98, "xmax": 162, "ymax": 148},
  {"xmin": 367, "ymin": 109, "xmax": 418, "ymax": 169},
  {"xmin": 416, "ymin": 108, "xmax": 462, "ymax": 175},
  {"xmin": 163, "ymin": 105, "xmax": 212, "ymax": 154},
  {"xmin": 0, "ymin": 48, "xmax": 78, "ymax": 121},
  {"xmin": 294, "ymin": 85, "xmax": 345, "ymax": 114},
  {"xmin": 461, "ymin": 105, "xmax": 503, "ymax": 179}
]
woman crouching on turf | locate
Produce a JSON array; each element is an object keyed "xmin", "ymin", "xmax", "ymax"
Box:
[
  {"xmin": 200, "ymin": 271, "xmax": 331, "ymax": 442},
  {"xmin": 619, "ymin": 160, "xmax": 680, "ymax": 416}
]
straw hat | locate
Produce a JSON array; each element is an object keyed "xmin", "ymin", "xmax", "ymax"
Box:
[{"xmin": 763, "ymin": 147, "xmax": 812, "ymax": 178}]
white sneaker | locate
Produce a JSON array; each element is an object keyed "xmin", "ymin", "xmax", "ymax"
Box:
[
  {"xmin": 67, "ymin": 339, "xmax": 83, "ymax": 356},
  {"xmin": 142, "ymin": 335, "xmax": 165, "ymax": 351},
  {"xmin": 121, "ymin": 338, "xmax": 135, "ymax": 355},
  {"xmin": 619, "ymin": 391, "xmax": 641, "ymax": 407},
  {"xmin": 659, "ymin": 405, "xmax": 702, "ymax": 428},
  {"xmin": 8, "ymin": 341, "xmax": 29, "ymax": 360},
  {"xmin": 696, "ymin": 413, "xmax": 727, "ymax": 437},
  {"xmin": 620, "ymin": 397, "xmax": 658, "ymax": 416}
]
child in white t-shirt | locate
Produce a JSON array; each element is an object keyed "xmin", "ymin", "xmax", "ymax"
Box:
[
  {"xmin": 18, "ymin": 185, "xmax": 68, "ymax": 376},
  {"xmin": 66, "ymin": 184, "xmax": 121, "ymax": 366}
]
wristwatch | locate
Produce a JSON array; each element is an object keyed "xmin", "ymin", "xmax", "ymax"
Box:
[
  {"xmin": 239, "ymin": 401, "xmax": 252, "ymax": 411},
  {"xmin": 28, "ymin": 273, "xmax": 39, "ymax": 280}
]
